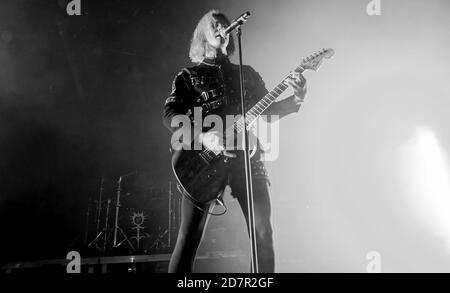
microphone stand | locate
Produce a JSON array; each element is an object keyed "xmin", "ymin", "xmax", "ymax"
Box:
[{"xmin": 236, "ymin": 26, "xmax": 259, "ymax": 273}]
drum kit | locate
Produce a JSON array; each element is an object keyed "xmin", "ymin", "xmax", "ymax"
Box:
[{"xmin": 85, "ymin": 172, "xmax": 181, "ymax": 255}]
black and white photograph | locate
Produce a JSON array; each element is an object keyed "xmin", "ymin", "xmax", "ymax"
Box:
[{"xmin": 1, "ymin": 0, "xmax": 450, "ymax": 279}]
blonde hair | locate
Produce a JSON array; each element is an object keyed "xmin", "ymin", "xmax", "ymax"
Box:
[{"xmin": 189, "ymin": 10, "xmax": 235, "ymax": 64}]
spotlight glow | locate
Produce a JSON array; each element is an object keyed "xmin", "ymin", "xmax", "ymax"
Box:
[{"xmin": 398, "ymin": 127, "xmax": 450, "ymax": 252}]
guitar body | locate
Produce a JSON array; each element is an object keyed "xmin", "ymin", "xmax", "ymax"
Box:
[{"xmin": 171, "ymin": 149, "xmax": 231, "ymax": 204}]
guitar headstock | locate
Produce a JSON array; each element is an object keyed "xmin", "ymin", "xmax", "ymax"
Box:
[{"xmin": 300, "ymin": 48, "xmax": 335, "ymax": 72}]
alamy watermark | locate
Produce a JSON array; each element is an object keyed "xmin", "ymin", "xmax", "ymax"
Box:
[
  {"xmin": 170, "ymin": 108, "xmax": 280, "ymax": 161},
  {"xmin": 367, "ymin": 0, "xmax": 382, "ymax": 16},
  {"xmin": 366, "ymin": 250, "xmax": 382, "ymax": 273},
  {"xmin": 66, "ymin": 0, "xmax": 82, "ymax": 16},
  {"xmin": 66, "ymin": 0, "xmax": 381, "ymax": 17},
  {"xmin": 66, "ymin": 250, "xmax": 81, "ymax": 273}
]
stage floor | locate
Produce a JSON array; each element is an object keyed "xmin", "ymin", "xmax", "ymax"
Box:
[{"xmin": 2, "ymin": 251, "xmax": 248, "ymax": 273}]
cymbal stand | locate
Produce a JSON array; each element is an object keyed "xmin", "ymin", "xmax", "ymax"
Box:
[
  {"xmin": 87, "ymin": 177, "xmax": 107, "ymax": 252},
  {"xmin": 87, "ymin": 198, "xmax": 111, "ymax": 252},
  {"xmin": 113, "ymin": 173, "xmax": 136, "ymax": 250}
]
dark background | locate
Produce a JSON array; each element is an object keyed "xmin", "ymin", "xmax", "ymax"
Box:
[
  {"xmin": 3, "ymin": 0, "xmax": 450, "ymax": 273},
  {"xmin": 0, "ymin": 0, "xmax": 214, "ymax": 262}
]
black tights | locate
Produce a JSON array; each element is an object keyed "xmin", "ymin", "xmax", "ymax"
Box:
[{"xmin": 168, "ymin": 178, "xmax": 274, "ymax": 273}]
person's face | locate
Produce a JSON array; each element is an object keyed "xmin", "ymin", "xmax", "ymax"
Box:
[{"xmin": 204, "ymin": 17, "xmax": 229, "ymax": 51}]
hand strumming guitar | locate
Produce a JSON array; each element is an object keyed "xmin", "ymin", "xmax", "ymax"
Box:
[{"xmin": 199, "ymin": 131, "xmax": 237, "ymax": 158}]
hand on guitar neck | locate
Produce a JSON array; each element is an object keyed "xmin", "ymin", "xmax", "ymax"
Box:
[{"xmin": 286, "ymin": 70, "xmax": 308, "ymax": 104}]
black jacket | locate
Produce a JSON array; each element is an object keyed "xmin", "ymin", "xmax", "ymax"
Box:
[{"xmin": 163, "ymin": 56, "xmax": 300, "ymax": 134}]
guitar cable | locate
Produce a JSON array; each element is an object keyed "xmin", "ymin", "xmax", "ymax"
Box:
[
  {"xmin": 210, "ymin": 198, "xmax": 227, "ymax": 216},
  {"xmin": 190, "ymin": 196, "xmax": 228, "ymax": 216},
  {"xmin": 178, "ymin": 183, "xmax": 228, "ymax": 216}
]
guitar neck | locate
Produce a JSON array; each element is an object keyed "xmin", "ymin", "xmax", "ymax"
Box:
[
  {"xmin": 203, "ymin": 48, "xmax": 334, "ymax": 156},
  {"xmin": 232, "ymin": 66, "xmax": 304, "ymax": 133}
]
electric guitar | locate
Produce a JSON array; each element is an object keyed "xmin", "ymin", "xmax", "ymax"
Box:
[{"xmin": 172, "ymin": 48, "xmax": 335, "ymax": 205}]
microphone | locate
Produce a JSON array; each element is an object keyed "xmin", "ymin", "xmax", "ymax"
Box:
[{"xmin": 220, "ymin": 11, "xmax": 251, "ymax": 37}]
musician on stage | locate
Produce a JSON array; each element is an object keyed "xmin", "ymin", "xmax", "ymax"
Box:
[{"xmin": 163, "ymin": 10, "xmax": 307, "ymax": 273}]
